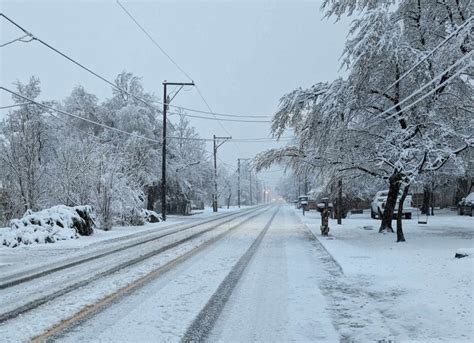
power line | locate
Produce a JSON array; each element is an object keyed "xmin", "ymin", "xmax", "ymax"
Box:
[
  {"xmin": 170, "ymin": 112, "xmax": 271, "ymax": 123},
  {"xmin": 366, "ymin": 51, "xmax": 473, "ymax": 126},
  {"xmin": 0, "ymin": 102, "xmax": 30, "ymax": 109},
  {"xmin": 0, "ymin": 86, "xmax": 162, "ymax": 144},
  {"xmin": 114, "ymin": 1, "xmax": 257, "ymax": 158},
  {"xmin": 360, "ymin": 16, "xmax": 473, "ymax": 123},
  {"xmin": 364, "ymin": 59, "xmax": 472, "ymax": 130},
  {"xmin": 381, "ymin": 16, "xmax": 473, "ymax": 95},
  {"xmin": 114, "ymin": 2, "xmax": 271, "ymax": 120},
  {"xmin": 1, "ymin": 12, "xmax": 271, "ymax": 125},
  {"xmin": 166, "ymin": 136, "xmax": 293, "ymax": 142},
  {"xmin": 115, "ymin": 0, "xmax": 193, "ymax": 81},
  {"xmin": 0, "ymin": 33, "xmax": 32, "ymax": 48}
]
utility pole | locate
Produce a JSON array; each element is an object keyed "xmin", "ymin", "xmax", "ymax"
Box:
[
  {"xmin": 249, "ymin": 171, "xmax": 252, "ymax": 206},
  {"xmin": 161, "ymin": 80, "xmax": 195, "ymax": 221},
  {"xmin": 237, "ymin": 159, "xmax": 241, "ymax": 208},
  {"xmin": 213, "ymin": 135, "xmax": 231, "ymax": 212}
]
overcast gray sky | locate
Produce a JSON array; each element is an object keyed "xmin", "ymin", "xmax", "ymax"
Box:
[{"xmin": 0, "ymin": 0, "xmax": 351, "ymax": 186}]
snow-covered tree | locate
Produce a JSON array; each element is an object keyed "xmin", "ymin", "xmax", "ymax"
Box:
[
  {"xmin": 0, "ymin": 77, "xmax": 50, "ymax": 216},
  {"xmin": 257, "ymin": 0, "xmax": 473, "ymax": 241}
]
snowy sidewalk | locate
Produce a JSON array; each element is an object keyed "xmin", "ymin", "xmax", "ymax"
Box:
[{"xmin": 296, "ymin": 206, "xmax": 474, "ymax": 341}]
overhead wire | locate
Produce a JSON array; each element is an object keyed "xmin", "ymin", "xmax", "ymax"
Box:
[
  {"xmin": 115, "ymin": 1, "xmax": 270, "ymax": 120},
  {"xmin": 0, "ymin": 12, "xmax": 270, "ymax": 132},
  {"xmin": 169, "ymin": 112, "xmax": 271, "ymax": 123},
  {"xmin": 0, "ymin": 33, "xmax": 32, "ymax": 48},
  {"xmin": 166, "ymin": 136, "xmax": 293, "ymax": 142},
  {"xmin": 364, "ymin": 58, "xmax": 473, "ymax": 130},
  {"xmin": 0, "ymin": 13, "xmax": 180, "ymax": 128},
  {"xmin": 381, "ymin": 16, "xmax": 473, "ymax": 96},
  {"xmin": 0, "ymin": 102, "xmax": 31, "ymax": 109},
  {"xmin": 115, "ymin": 1, "xmax": 265, "ymax": 157},
  {"xmin": 362, "ymin": 17, "xmax": 473, "ymax": 123}
]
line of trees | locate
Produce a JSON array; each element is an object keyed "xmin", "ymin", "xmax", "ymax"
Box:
[
  {"xmin": 0, "ymin": 72, "xmax": 238, "ymax": 228},
  {"xmin": 256, "ymin": 0, "xmax": 473, "ymax": 241}
]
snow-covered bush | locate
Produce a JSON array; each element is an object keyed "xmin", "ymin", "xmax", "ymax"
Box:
[
  {"xmin": 1, "ymin": 205, "xmax": 96, "ymax": 247},
  {"xmin": 142, "ymin": 209, "xmax": 162, "ymax": 223}
]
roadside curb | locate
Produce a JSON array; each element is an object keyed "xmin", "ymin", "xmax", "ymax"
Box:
[{"xmin": 292, "ymin": 210, "xmax": 345, "ymax": 275}]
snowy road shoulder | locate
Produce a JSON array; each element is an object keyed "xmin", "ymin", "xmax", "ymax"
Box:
[{"xmin": 296, "ymin": 206, "xmax": 474, "ymax": 342}]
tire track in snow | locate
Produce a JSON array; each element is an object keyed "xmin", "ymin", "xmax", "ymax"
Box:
[
  {"xmin": 0, "ymin": 207, "xmax": 262, "ymax": 290},
  {"xmin": 181, "ymin": 206, "xmax": 280, "ymax": 342},
  {"xmin": 29, "ymin": 206, "xmax": 273, "ymax": 343},
  {"xmin": 0, "ymin": 206, "xmax": 268, "ymax": 325}
]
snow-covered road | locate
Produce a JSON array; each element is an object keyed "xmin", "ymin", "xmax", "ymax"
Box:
[
  {"xmin": 4, "ymin": 204, "xmax": 469, "ymax": 342},
  {"xmin": 57, "ymin": 207, "xmax": 281, "ymax": 342},
  {"xmin": 0, "ymin": 206, "xmax": 270, "ymax": 342},
  {"xmin": 33, "ymin": 205, "xmax": 340, "ymax": 342},
  {"xmin": 208, "ymin": 205, "xmax": 338, "ymax": 342}
]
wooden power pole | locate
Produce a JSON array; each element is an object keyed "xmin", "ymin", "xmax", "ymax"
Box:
[
  {"xmin": 213, "ymin": 135, "xmax": 231, "ymax": 212},
  {"xmin": 161, "ymin": 80, "xmax": 194, "ymax": 221},
  {"xmin": 237, "ymin": 159, "xmax": 241, "ymax": 208}
]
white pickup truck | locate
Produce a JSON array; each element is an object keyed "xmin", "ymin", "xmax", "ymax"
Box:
[{"xmin": 371, "ymin": 190, "xmax": 414, "ymax": 219}]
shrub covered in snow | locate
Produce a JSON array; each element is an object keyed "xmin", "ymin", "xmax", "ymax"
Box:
[
  {"xmin": 142, "ymin": 209, "xmax": 162, "ymax": 223},
  {"xmin": 1, "ymin": 205, "xmax": 97, "ymax": 247}
]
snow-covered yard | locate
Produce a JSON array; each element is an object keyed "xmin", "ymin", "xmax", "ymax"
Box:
[{"xmin": 297, "ymin": 206, "xmax": 474, "ymax": 341}]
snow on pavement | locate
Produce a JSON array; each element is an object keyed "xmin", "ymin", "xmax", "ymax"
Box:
[
  {"xmin": 0, "ymin": 207, "xmax": 268, "ymax": 342},
  {"xmin": 297, "ymin": 206, "xmax": 474, "ymax": 342},
  {"xmin": 56, "ymin": 208, "xmax": 276, "ymax": 342},
  {"xmin": 0, "ymin": 206, "xmax": 243, "ymax": 278},
  {"xmin": 209, "ymin": 205, "xmax": 338, "ymax": 342}
]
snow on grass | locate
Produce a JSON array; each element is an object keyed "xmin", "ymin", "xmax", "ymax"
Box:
[{"xmin": 297, "ymin": 206, "xmax": 474, "ymax": 341}]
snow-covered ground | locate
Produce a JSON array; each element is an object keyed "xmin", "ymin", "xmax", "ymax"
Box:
[
  {"xmin": 209, "ymin": 205, "xmax": 338, "ymax": 342},
  {"xmin": 0, "ymin": 206, "xmax": 244, "ymax": 278},
  {"xmin": 1, "ymin": 204, "xmax": 472, "ymax": 342},
  {"xmin": 0, "ymin": 205, "xmax": 267, "ymax": 342},
  {"xmin": 43, "ymin": 208, "xmax": 277, "ymax": 342},
  {"xmin": 297, "ymin": 205, "xmax": 474, "ymax": 341}
]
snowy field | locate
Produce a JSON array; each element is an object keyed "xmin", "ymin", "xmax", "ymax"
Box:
[{"xmin": 297, "ymin": 205, "xmax": 474, "ymax": 341}]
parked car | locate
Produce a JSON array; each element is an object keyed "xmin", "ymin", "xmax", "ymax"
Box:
[
  {"xmin": 458, "ymin": 192, "xmax": 474, "ymax": 216},
  {"xmin": 371, "ymin": 190, "xmax": 413, "ymax": 219},
  {"xmin": 297, "ymin": 195, "xmax": 309, "ymax": 209}
]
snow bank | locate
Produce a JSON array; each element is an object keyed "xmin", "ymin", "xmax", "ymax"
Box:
[{"xmin": 1, "ymin": 205, "xmax": 96, "ymax": 248}]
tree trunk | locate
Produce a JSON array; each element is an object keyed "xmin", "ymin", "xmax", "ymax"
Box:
[
  {"xmin": 421, "ymin": 185, "xmax": 430, "ymax": 215},
  {"xmin": 430, "ymin": 187, "xmax": 435, "ymax": 215},
  {"xmin": 337, "ymin": 178, "xmax": 342, "ymax": 225},
  {"xmin": 379, "ymin": 172, "xmax": 402, "ymax": 233},
  {"xmin": 396, "ymin": 184, "xmax": 410, "ymax": 242}
]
